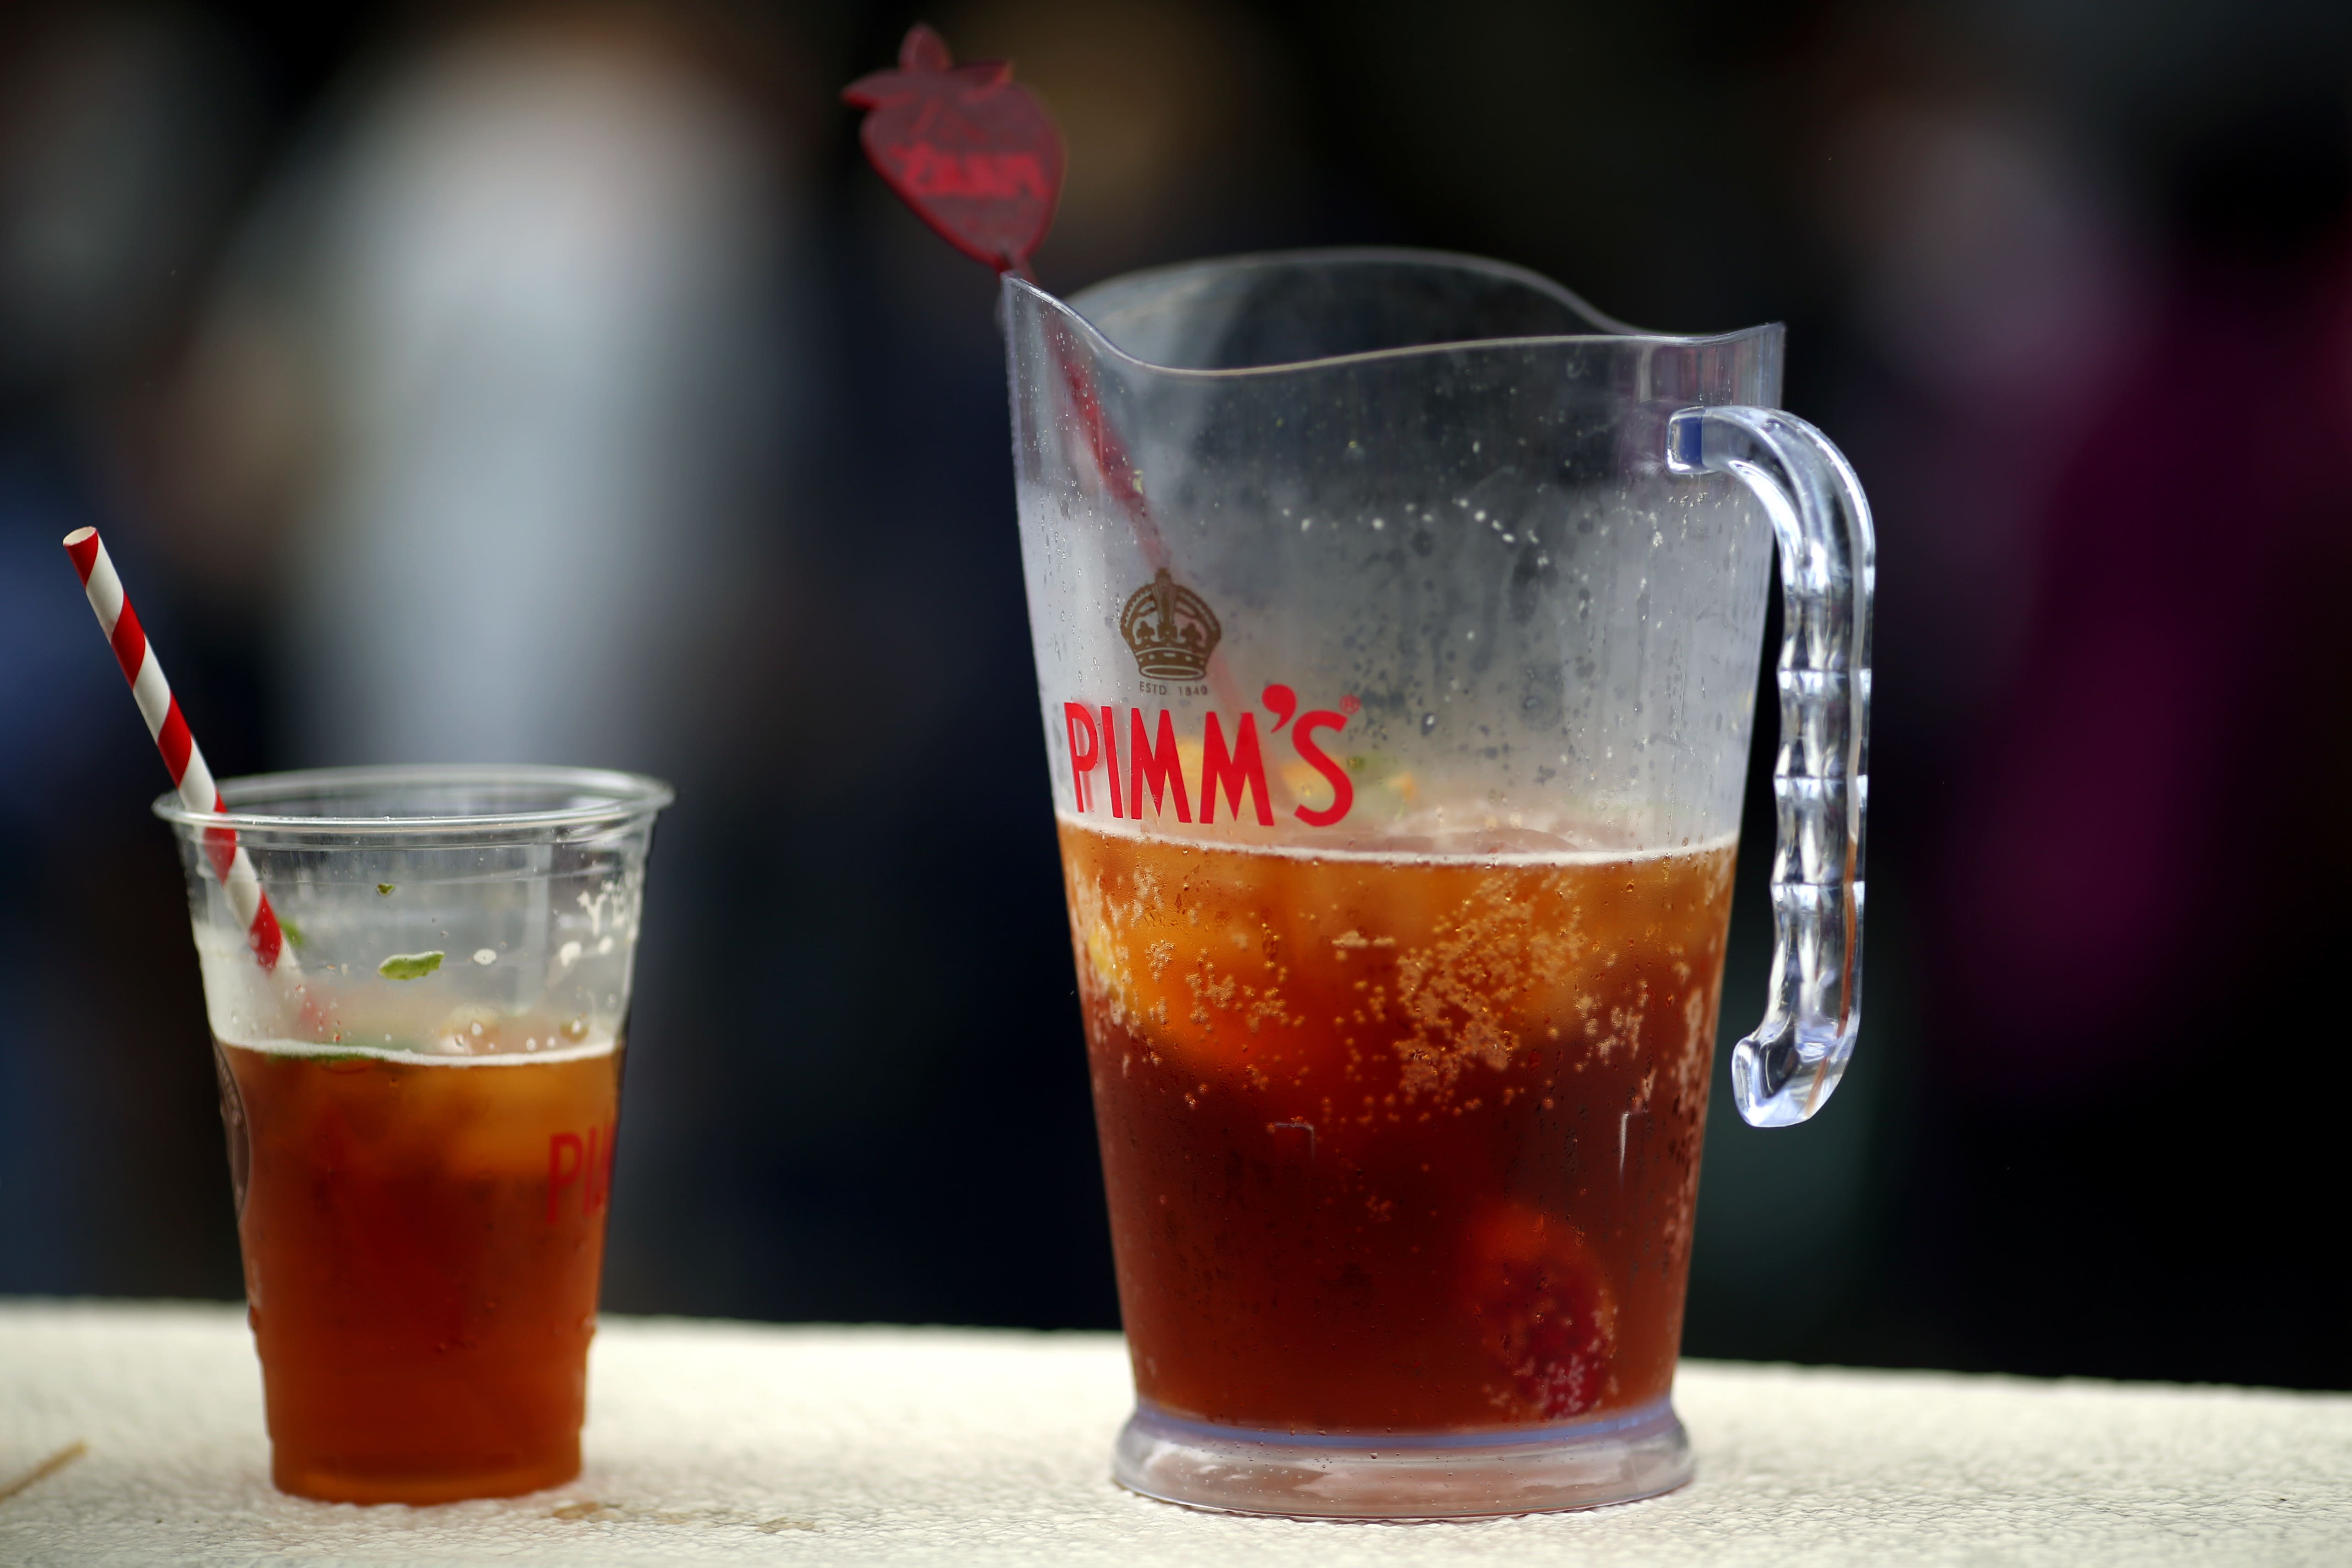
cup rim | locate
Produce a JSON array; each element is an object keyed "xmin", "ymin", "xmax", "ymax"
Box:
[{"xmin": 152, "ymin": 763, "xmax": 674, "ymax": 836}]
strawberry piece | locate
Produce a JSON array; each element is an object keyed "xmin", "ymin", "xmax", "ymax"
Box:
[
  {"xmin": 1461, "ymin": 1201, "xmax": 1618, "ymax": 1421},
  {"xmin": 841, "ymin": 25, "xmax": 1065, "ymax": 272}
]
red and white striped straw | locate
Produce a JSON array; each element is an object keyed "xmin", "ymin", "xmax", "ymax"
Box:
[{"xmin": 63, "ymin": 527, "xmax": 290, "ymax": 971}]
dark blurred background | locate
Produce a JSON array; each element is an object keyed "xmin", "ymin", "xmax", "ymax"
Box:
[{"xmin": 5, "ymin": 0, "xmax": 2349, "ymax": 1389}]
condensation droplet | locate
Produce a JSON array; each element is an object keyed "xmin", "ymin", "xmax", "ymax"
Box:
[{"xmin": 1421, "ymin": 713, "xmax": 1438, "ymax": 733}]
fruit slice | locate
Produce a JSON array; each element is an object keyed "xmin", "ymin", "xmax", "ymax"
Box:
[{"xmin": 1460, "ymin": 1200, "xmax": 1617, "ymax": 1421}]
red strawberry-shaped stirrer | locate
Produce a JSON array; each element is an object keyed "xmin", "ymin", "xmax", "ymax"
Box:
[
  {"xmin": 843, "ymin": 24, "xmax": 1063, "ymax": 278},
  {"xmin": 843, "ymin": 24, "xmax": 1177, "ymax": 581}
]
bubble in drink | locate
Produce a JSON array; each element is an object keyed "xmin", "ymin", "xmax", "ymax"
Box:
[{"xmin": 1059, "ymin": 816, "xmax": 1734, "ymax": 1432}]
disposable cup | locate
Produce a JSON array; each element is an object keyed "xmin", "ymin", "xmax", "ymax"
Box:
[{"xmin": 158, "ymin": 765, "xmax": 670, "ymax": 1504}]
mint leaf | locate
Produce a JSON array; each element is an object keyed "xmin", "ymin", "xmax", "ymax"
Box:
[
  {"xmin": 376, "ymin": 883, "xmax": 396, "ymax": 896},
  {"xmin": 378, "ymin": 951, "xmax": 443, "ymax": 981},
  {"xmin": 277, "ymin": 915, "xmax": 307, "ymax": 950}
]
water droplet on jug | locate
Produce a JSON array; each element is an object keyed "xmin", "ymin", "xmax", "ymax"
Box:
[{"xmin": 1421, "ymin": 713, "xmax": 1438, "ymax": 733}]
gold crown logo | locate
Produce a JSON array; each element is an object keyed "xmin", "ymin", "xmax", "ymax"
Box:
[{"xmin": 1120, "ymin": 568, "xmax": 1221, "ymax": 681}]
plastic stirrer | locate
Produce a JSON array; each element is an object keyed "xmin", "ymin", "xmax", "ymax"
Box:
[
  {"xmin": 63, "ymin": 527, "xmax": 293, "ymax": 973},
  {"xmin": 842, "ymin": 24, "xmax": 1207, "ymax": 667},
  {"xmin": 843, "ymin": 25, "xmax": 1064, "ymax": 278}
]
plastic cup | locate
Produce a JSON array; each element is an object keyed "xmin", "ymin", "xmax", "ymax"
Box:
[{"xmin": 158, "ymin": 765, "xmax": 670, "ymax": 1504}]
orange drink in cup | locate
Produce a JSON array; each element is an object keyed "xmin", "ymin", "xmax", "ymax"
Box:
[
  {"xmin": 163, "ymin": 766, "xmax": 668, "ymax": 1503},
  {"xmin": 217, "ymin": 1023, "xmax": 624, "ymax": 1502}
]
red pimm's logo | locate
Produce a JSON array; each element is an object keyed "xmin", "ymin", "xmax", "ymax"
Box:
[
  {"xmin": 889, "ymin": 143, "xmax": 1051, "ymax": 200},
  {"xmin": 547, "ymin": 1122, "xmax": 616, "ymax": 1224},
  {"xmin": 1063, "ymin": 683, "xmax": 1356, "ymax": 829}
]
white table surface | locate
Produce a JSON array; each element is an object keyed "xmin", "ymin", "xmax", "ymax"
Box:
[{"xmin": 1, "ymin": 1300, "xmax": 2346, "ymax": 1565}]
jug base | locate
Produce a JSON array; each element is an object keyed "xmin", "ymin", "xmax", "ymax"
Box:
[{"xmin": 1111, "ymin": 1397, "xmax": 1693, "ymax": 1519}]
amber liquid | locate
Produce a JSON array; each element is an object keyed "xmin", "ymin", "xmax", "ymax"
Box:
[
  {"xmin": 1059, "ymin": 819, "xmax": 1736, "ymax": 1433},
  {"xmin": 217, "ymin": 1038, "xmax": 622, "ymax": 1503}
]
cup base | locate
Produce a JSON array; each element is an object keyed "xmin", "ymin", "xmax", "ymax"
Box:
[
  {"xmin": 271, "ymin": 1447, "xmax": 580, "ymax": 1507},
  {"xmin": 1112, "ymin": 1397, "xmax": 1693, "ymax": 1519}
]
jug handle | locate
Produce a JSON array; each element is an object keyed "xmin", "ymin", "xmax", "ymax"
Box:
[{"xmin": 1667, "ymin": 406, "xmax": 1875, "ymax": 1127}]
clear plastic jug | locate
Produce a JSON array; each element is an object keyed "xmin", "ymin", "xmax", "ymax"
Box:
[{"xmin": 1006, "ymin": 250, "xmax": 1871, "ymax": 1515}]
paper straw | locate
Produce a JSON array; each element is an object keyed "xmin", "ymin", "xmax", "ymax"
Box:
[{"xmin": 63, "ymin": 527, "xmax": 292, "ymax": 971}]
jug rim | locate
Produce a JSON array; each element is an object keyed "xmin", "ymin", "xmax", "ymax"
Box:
[{"xmin": 1013, "ymin": 247, "xmax": 1782, "ymax": 380}]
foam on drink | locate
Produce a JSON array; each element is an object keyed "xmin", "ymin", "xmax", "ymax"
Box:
[{"xmin": 222, "ymin": 1034, "xmax": 617, "ymax": 1064}]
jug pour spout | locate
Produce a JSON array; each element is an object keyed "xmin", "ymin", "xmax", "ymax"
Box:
[{"xmin": 1004, "ymin": 276, "xmax": 1174, "ymax": 577}]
